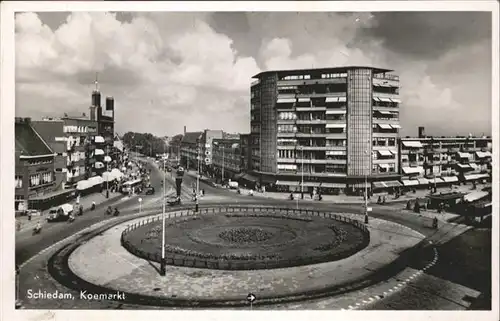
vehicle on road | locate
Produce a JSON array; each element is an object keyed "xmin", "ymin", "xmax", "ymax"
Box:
[
  {"xmin": 32, "ymin": 223, "xmax": 42, "ymax": 235},
  {"xmin": 228, "ymin": 181, "xmax": 239, "ymax": 189},
  {"xmin": 145, "ymin": 186, "xmax": 155, "ymax": 195},
  {"xmin": 46, "ymin": 204, "xmax": 73, "ymax": 222},
  {"xmin": 121, "ymin": 179, "xmax": 143, "ymax": 194},
  {"xmin": 166, "ymin": 196, "xmax": 181, "ymax": 206}
]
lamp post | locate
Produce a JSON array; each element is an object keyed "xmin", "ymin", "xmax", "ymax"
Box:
[
  {"xmin": 301, "ymin": 146, "xmax": 304, "ymax": 200},
  {"xmin": 364, "ymin": 149, "xmax": 369, "ymax": 224},
  {"xmin": 160, "ymin": 148, "xmax": 166, "ymax": 276},
  {"xmin": 195, "ymin": 146, "xmax": 200, "ymax": 212},
  {"xmin": 105, "ymin": 145, "xmax": 109, "ymax": 198}
]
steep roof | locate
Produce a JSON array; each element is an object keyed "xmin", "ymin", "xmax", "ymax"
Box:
[
  {"xmin": 181, "ymin": 132, "xmax": 203, "ymax": 144},
  {"xmin": 15, "ymin": 122, "xmax": 53, "ymax": 156}
]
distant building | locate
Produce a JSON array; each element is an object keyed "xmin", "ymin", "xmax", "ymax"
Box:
[
  {"xmin": 397, "ymin": 135, "xmax": 492, "ymax": 190},
  {"xmin": 212, "ymin": 135, "xmax": 241, "ymax": 183},
  {"xmin": 180, "ymin": 131, "xmax": 203, "ymax": 170},
  {"xmin": 15, "ymin": 118, "xmax": 62, "ymax": 211},
  {"xmin": 250, "ymin": 66, "xmax": 401, "ymax": 194}
]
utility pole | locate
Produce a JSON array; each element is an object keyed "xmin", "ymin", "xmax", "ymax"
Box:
[
  {"xmin": 195, "ymin": 145, "xmax": 200, "ymax": 212},
  {"xmin": 106, "ymin": 145, "xmax": 109, "ymax": 198},
  {"xmin": 160, "ymin": 142, "xmax": 166, "ymax": 276}
]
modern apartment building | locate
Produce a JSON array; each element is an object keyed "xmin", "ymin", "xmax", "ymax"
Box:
[
  {"xmin": 250, "ymin": 66, "xmax": 401, "ymax": 194},
  {"xmin": 398, "ymin": 133, "xmax": 492, "ymax": 189},
  {"xmin": 180, "ymin": 131, "xmax": 203, "ymax": 170}
]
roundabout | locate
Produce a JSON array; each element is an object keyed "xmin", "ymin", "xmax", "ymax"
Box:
[
  {"xmin": 121, "ymin": 209, "xmax": 369, "ymax": 270},
  {"xmin": 37, "ymin": 205, "xmax": 427, "ymax": 307}
]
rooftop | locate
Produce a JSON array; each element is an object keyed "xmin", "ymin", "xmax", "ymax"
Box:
[
  {"xmin": 252, "ymin": 66, "xmax": 393, "ymax": 79},
  {"xmin": 15, "ymin": 121, "xmax": 53, "ymax": 156},
  {"xmin": 181, "ymin": 132, "xmax": 203, "ymax": 144}
]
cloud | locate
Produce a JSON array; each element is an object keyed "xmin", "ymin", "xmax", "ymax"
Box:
[{"xmin": 15, "ymin": 11, "xmax": 491, "ymax": 137}]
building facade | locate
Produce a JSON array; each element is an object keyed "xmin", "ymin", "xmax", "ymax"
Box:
[
  {"xmin": 180, "ymin": 132, "xmax": 203, "ymax": 170},
  {"xmin": 15, "ymin": 118, "xmax": 59, "ymax": 211},
  {"xmin": 250, "ymin": 66, "xmax": 401, "ymax": 194},
  {"xmin": 398, "ymin": 135, "xmax": 492, "ymax": 190},
  {"xmin": 212, "ymin": 135, "xmax": 241, "ymax": 183},
  {"xmin": 61, "ymin": 115, "xmax": 99, "ymax": 187}
]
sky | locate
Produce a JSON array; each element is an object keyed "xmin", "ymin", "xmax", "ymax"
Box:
[{"xmin": 15, "ymin": 11, "xmax": 492, "ymax": 137}]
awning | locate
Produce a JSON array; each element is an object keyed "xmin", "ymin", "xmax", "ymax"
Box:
[
  {"xmin": 377, "ymin": 150, "xmax": 393, "ymax": 157},
  {"xmin": 326, "ymin": 123, "xmax": 346, "ymax": 128},
  {"xmin": 402, "ymin": 180, "xmax": 419, "ymax": 186},
  {"xmin": 242, "ymin": 174, "xmax": 258, "ymax": 183},
  {"xmin": 476, "ymin": 151, "xmax": 488, "ymax": 158},
  {"xmin": 94, "ymin": 136, "xmax": 105, "ymax": 143},
  {"xmin": 320, "ymin": 182, "xmax": 346, "ymax": 188},
  {"xmin": 377, "ymin": 97, "xmax": 392, "ymax": 102},
  {"xmin": 326, "ymin": 110, "xmax": 346, "ymax": 115},
  {"xmin": 302, "ymin": 182, "xmax": 321, "ymax": 187},
  {"xmin": 418, "ymin": 178, "xmax": 430, "ymax": 185},
  {"xmin": 402, "ymin": 166, "xmax": 423, "ymax": 174},
  {"xmin": 378, "ymin": 163, "xmax": 390, "ymax": 169},
  {"xmin": 391, "ymin": 124, "xmax": 401, "ymax": 129},
  {"xmin": 377, "ymin": 111, "xmax": 393, "ymax": 116},
  {"xmin": 456, "ymin": 163, "xmax": 472, "ymax": 169},
  {"xmin": 372, "ymin": 181, "xmax": 388, "ymax": 189},
  {"xmin": 337, "ymin": 97, "xmax": 347, "ymax": 102},
  {"xmin": 390, "ymin": 98, "xmax": 401, "ymax": 103},
  {"xmin": 111, "ymin": 168, "xmax": 124, "ymax": 179},
  {"xmin": 325, "ymin": 97, "xmax": 338, "ymax": 103},
  {"xmin": 378, "ymin": 124, "xmax": 392, "ymax": 129},
  {"xmin": 94, "ymin": 161, "xmax": 105, "ymax": 169},
  {"xmin": 30, "ymin": 188, "xmax": 76, "ymax": 201},
  {"xmin": 429, "ymin": 177, "xmax": 445, "ymax": 184},
  {"xmin": 442, "ymin": 176, "xmax": 459, "ymax": 183},
  {"xmin": 95, "ymin": 149, "xmax": 105, "ymax": 156},
  {"xmin": 88, "ymin": 176, "xmax": 104, "ymax": 186},
  {"xmin": 484, "ymin": 151, "xmax": 492, "ymax": 157},
  {"xmin": 457, "ymin": 152, "xmax": 470, "ymax": 158},
  {"xmin": 298, "ymin": 98, "xmax": 310, "ymax": 102},
  {"xmin": 276, "ymin": 180, "xmax": 299, "ymax": 187},
  {"xmin": 233, "ymin": 172, "xmax": 245, "ymax": 180},
  {"xmin": 464, "ymin": 191, "xmax": 489, "ymax": 202},
  {"xmin": 104, "ymin": 155, "xmax": 112, "ymax": 162},
  {"xmin": 469, "ymin": 163, "xmax": 479, "ymax": 170},
  {"xmin": 102, "ymin": 171, "xmax": 116, "ymax": 182},
  {"xmin": 464, "ymin": 174, "xmax": 489, "ymax": 181},
  {"xmin": 402, "ymin": 141, "xmax": 423, "ymax": 148},
  {"xmin": 76, "ymin": 180, "xmax": 93, "ymax": 191},
  {"xmin": 277, "ymin": 98, "xmax": 296, "ymax": 104}
]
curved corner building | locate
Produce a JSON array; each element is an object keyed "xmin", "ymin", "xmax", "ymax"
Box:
[{"xmin": 250, "ymin": 67, "xmax": 401, "ymax": 195}]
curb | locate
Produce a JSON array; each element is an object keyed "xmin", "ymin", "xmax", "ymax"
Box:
[{"xmin": 45, "ymin": 205, "xmax": 429, "ymax": 308}]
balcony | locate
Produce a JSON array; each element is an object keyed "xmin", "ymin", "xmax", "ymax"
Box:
[
  {"xmin": 278, "ymin": 78, "xmax": 346, "ymax": 87},
  {"xmin": 296, "ymin": 119, "xmax": 327, "ymax": 125},
  {"xmin": 295, "ymin": 106, "xmax": 327, "ymax": 112},
  {"xmin": 300, "ymin": 145, "xmax": 346, "ymax": 151},
  {"xmin": 296, "ymin": 132, "xmax": 327, "ymax": 138},
  {"xmin": 277, "ymin": 132, "xmax": 296, "ymax": 138},
  {"xmin": 277, "ymin": 158, "xmax": 296, "ymax": 163},
  {"xmin": 277, "ymin": 119, "xmax": 296, "ymax": 124},
  {"xmin": 372, "ymin": 132, "xmax": 399, "ymax": 138}
]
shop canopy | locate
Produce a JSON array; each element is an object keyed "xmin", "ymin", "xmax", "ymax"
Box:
[
  {"xmin": 88, "ymin": 176, "xmax": 104, "ymax": 186},
  {"xmin": 464, "ymin": 173, "xmax": 489, "ymax": 181},
  {"xmin": 464, "ymin": 191, "xmax": 489, "ymax": 203},
  {"xmin": 94, "ymin": 136, "xmax": 105, "ymax": 143},
  {"xmin": 417, "ymin": 178, "xmax": 430, "ymax": 185},
  {"xmin": 441, "ymin": 176, "xmax": 459, "ymax": 183},
  {"xmin": 401, "ymin": 180, "xmax": 419, "ymax": 186},
  {"xmin": 326, "ymin": 109, "xmax": 346, "ymax": 115},
  {"xmin": 95, "ymin": 149, "xmax": 105, "ymax": 156},
  {"xmin": 276, "ymin": 180, "xmax": 299, "ymax": 187},
  {"xmin": 277, "ymin": 98, "xmax": 296, "ymax": 104},
  {"xmin": 320, "ymin": 182, "xmax": 346, "ymax": 188},
  {"xmin": 456, "ymin": 163, "xmax": 472, "ymax": 170},
  {"xmin": 377, "ymin": 124, "xmax": 392, "ymax": 130},
  {"xmin": 297, "ymin": 98, "xmax": 310, "ymax": 102},
  {"xmin": 456, "ymin": 152, "xmax": 471, "ymax": 159},
  {"xmin": 326, "ymin": 123, "xmax": 346, "ymax": 128},
  {"xmin": 373, "ymin": 181, "xmax": 401, "ymax": 189}
]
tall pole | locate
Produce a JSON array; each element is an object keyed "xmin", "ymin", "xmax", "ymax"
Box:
[
  {"xmin": 160, "ymin": 144, "xmax": 166, "ymax": 276},
  {"xmin": 106, "ymin": 145, "xmax": 109, "ymax": 198},
  {"xmin": 222, "ymin": 145, "xmax": 225, "ymax": 185},
  {"xmin": 195, "ymin": 146, "xmax": 200, "ymax": 212},
  {"xmin": 364, "ymin": 149, "xmax": 369, "ymax": 224},
  {"xmin": 301, "ymin": 147, "xmax": 304, "ymax": 200}
]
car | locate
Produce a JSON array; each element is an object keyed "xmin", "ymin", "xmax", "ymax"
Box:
[
  {"xmin": 25, "ymin": 209, "xmax": 41, "ymax": 217},
  {"xmin": 166, "ymin": 196, "xmax": 181, "ymax": 206},
  {"xmin": 145, "ymin": 186, "xmax": 155, "ymax": 195}
]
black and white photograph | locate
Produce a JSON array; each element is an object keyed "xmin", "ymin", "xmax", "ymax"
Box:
[{"xmin": 1, "ymin": 1, "xmax": 498, "ymax": 320}]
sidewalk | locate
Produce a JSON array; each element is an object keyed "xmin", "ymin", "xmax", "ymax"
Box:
[
  {"xmin": 15, "ymin": 190, "xmax": 122, "ymax": 232},
  {"xmin": 225, "ymin": 183, "xmax": 487, "ymax": 205}
]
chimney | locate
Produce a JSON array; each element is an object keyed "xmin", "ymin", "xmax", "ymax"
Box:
[
  {"xmin": 418, "ymin": 126, "xmax": 425, "ymax": 138},
  {"xmin": 184, "ymin": 126, "xmax": 186, "ymax": 135}
]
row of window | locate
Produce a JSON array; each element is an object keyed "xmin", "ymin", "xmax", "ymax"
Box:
[
  {"xmin": 63, "ymin": 126, "xmax": 97, "ymax": 133},
  {"xmin": 372, "ymin": 163, "xmax": 397, "ymax": 173},
  {"xmin": 373, "ymin": 138, "xmax": 397, "ymax": 147},
  {"xmin": 282, "ymin": 74, "xmax": 311, "ymax": 80},
  {"xmin": 25, "ymin": 173, "xmax": 54, "ymax": 188},
  {"xmin": 26, "ymin": 159, "xmax": 52, "ymax": 166}
]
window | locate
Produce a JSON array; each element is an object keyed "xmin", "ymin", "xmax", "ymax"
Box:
[
  {"xmin": 372, "ymin": 151, "xmax": 378, "ymax": 160},
  {"xmin": 372, "ymin": 164, "xmax": 378, "ymax": 173},
  {"xmin": 15, "ymin": 175, "xmax": 22, "ymax": 188},
  {"xmin": 30, "ymin": 174, "xmax": 41, "ymax": 187},
  {"xmin": 388, "ymin": 138, "xmax": 396, "ymax": 146},
  {"xmin": 388, "ymin": 163, "xmax": 396, "ymax": 172}
]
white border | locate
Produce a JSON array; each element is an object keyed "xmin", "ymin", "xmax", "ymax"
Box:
[{"xmin": 1, "ymin": 1, "xmax": 498, "ymax": 321}]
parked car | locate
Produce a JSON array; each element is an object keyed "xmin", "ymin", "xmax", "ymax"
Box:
[
  {"xmin": 166, "ymin": 196, "xmax": 181, "ymax": 206},
  {"xmin": 47, "ymin": 204, "xmax": 74, "ymax": 222},
  {"xmin": 25, "ymin": 209, "xmax": 42, "ymax": 217}
]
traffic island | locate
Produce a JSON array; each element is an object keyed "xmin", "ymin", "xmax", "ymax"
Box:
[
  {"xmin": 121, "ymin": 209, "xmax": 369, "ymax": 270},
  {"xmin": 49, "ymin": 206, "xmax": 427, "ymax": 308}
]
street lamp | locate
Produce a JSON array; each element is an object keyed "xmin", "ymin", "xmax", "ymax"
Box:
[
  {"xmin": 160, "ymin": 145, "xmax": 167, "ymax": 276},
  {"xmin": 106, "ymin": 145, "xmax": 109, "ymax": 198},
  {"xmin": 364, "ymin": 149, "xmax": 369, "ymax": 224},
  {"xmin": 195, "ymin": 146, "xmax": 200, "ymax": 212},
  {"xmin": 301, "ymin": 147, "xmax": 304, "ymax": 200}
]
